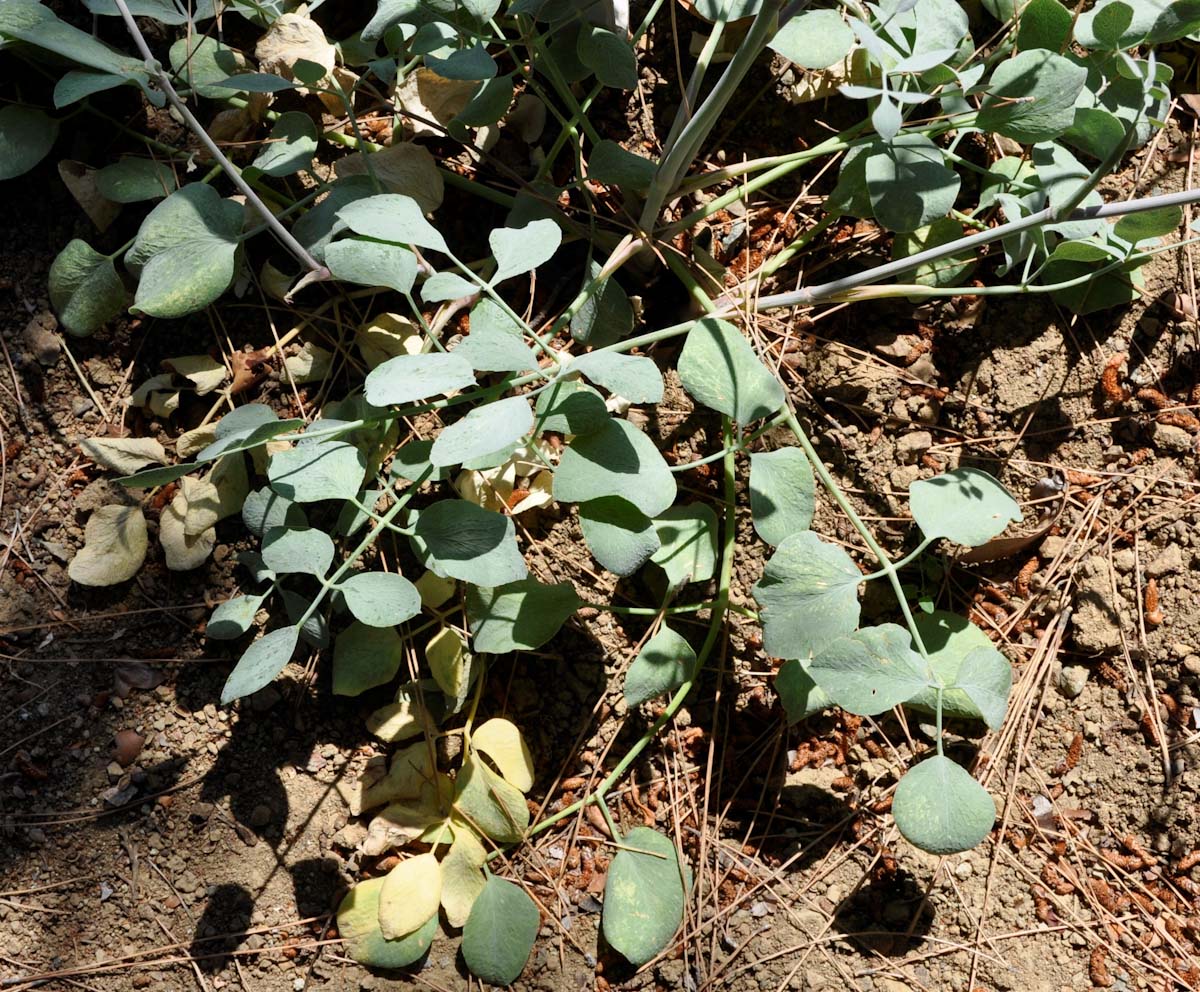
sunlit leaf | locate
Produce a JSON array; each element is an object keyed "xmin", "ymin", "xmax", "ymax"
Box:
[
  {"xmin": 570, "ymin": 352, "xmax": 663, "ymax": 404},
  {"xmin": 341, "ymin": 571, "xmax": 421, "ymax": 627},
  {"xmin": 364, "ymin": 353, "xmax": 477, "ymax": 407},
  {"xmin": 207, "ymin": 594, "xmax": 266, "ymax": 640},
  {"xmin": 379, "ymin": 853, "xmax": 442, "ymax": 939},
  {"xmin": 807, "ymin": 625, "xmax": 934, "ymax": 716},
  {"xmin": 490, "ymin": 218, "xmax": 561, "ymax": 285},
  {"xmin": 462, "ymin": 876, "xmax": 539, "ymax": 985},
  {"xmin": 650, "ymin": 504, "xmax": 718, "ymax": 591},
  {"xmin": 454, "ymin": 754, "xmax": 529, "ymax": 842},
  {"xmin": 431, "ymin": 397, "xmax": 533, "ymax": 468},
  {"xmin": 602, "ymin": 827, "xmax": 687, "ymax": 966},
  {"xmin": 909, "ymin": 467, "xmax": 1021, "ymax": 547},
  {"xmin": 578, "ymin": 496, "xmax": 660, "ymax": 575},
  {"xmin": 68, "ymin": 505, "xmax": 147, "ymax": 586},
  {"xmin": 412, "ymin": 500, "xmax": 528, "ymax": 586},
  {"xmin": 337, "ymin": 878, "xmax": 437, "ymax": 968},
  {"xmin": 749, "ymin": 448, "xmax": 814, "ymax": 546},
  {"xmin": 893, "ymin": 755, "xmax": 995, "ymax": 854},
  {"xmin": 678, "ymin": 317, "xmax": 784, "ymax": 423},
  {"xmin": 977, "ymin": 50, "xmax": 1087, "ymax": 144},
  {"xmin": 268, "ymin": 440, "xmax": 366, "ymax": 503},
  {"xmin": 220, "ymin": 627, "xmax": 298, "ymax": 704},
  {"xmin": 261, "ymin": 526, "xmax": 334, "ymax": 576},
  {"xmin": 472, "ymin": 718, "xmax": 535, "ymax": 792},
  {"xmin": 625, "ymin": 626, "xmax": 695, "ymax": 706},
  {"xmin": 441, "ymin": 829, "xmax": 487, "ymax": 928},
  {"xmin": 553, "ymin": 417, "xmax": 676, "ymax": 517},
  {"xmin": 466, "ymin": 578, "xmax": 581, "ymax": 653}
]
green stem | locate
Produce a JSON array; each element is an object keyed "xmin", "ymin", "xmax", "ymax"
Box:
[{"xmin": 862, "ymin": 535, "xmax": 935, "ymax": 581}]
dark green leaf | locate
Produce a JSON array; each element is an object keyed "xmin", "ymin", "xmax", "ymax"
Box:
[
  {"xmin": 48, "ymin": 239, "xmax": 125, "ymax": 337},
  {"xmin": 282, "ymin": 589, "xmax": 329, "ymax": 649},
  {"xmin": 577, "ymin": 24, "xmax": 637, "ymax": 88},
  {"xmin": 213, "ymin": 72, "xmax": 298, "ymax": 92},
  {"xmin": 865, "ymin": 135, "xmax": 960, "ymax": 234},
  {"xmin": 462, "ymin": 877, "xmax": 539, "ymax": 985},
  {"xmin": 456, "ymin": 74, "xmax": 515, "ymax": 126},
  {"xmin": 588, "ymin": 141, "xmax": 656, "ymax": 191},
  {"xmin": 426, "ymin": 43, "xmax": 497, "ymax": 80},
  {"xmin": 891, "ymin": 217, "xmax": 976, "ymax": 290},
  {"xmin": 1114, "ymin": 204, "xmax": 1182, "ymax": 242},
  {"xmin": 95, "ymin": 157, "xmax": 176, "ymax": 203},
  {"xmin": 1016, "ymin": 0, "xmax": 1073, "ymax": 50},
  {"xmin": 467, "ymin": 578, "xmax": 580, "ymax": 653},
  {"xmin": 0, "ymin": 105, "xmax": 58, "ymax": 180},
  {"xmin": 389, "ymin": 439, "xmax": 454, "ymax": 483},
  {"xmin": 775, "ymin": 660, "xmax": 831, "ymax": 723}
]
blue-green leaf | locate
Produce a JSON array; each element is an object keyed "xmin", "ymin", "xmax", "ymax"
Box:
[
  {"xmin": 602, "ymin": 827, "xmax": 687, "ymax": 966},
  {"xmin": 337, "ymin": 878, "xmax": 437, "ymax": 969},
  {"xmin": 365, "ymin": 353, "xmax": 477, "ymax": 407},
  {"xmin": 977, "ymin": 50, "xmax": 1088, "ymax": 144},
  {"xmin": 678, "ymin": 317, "xmax": 784, "ymax": 423},
  {"xmin": 207, "ymin": 593, "xmax": 266, "ymax": 640},
  {"xmin": 268, "ymin": 441, "xmax": 366, "ymax": 503},
  {"xmin": 807, "ymin": 625, "xmax": 933, "ymax": 716},
  {"xmin": 326, "ymin": 238, "xmax": 419, "ymax": 294},
  {"xmin": 770, "ymin": 9, "xmax": 853, "ymax": 68},
  {"xmin": 431, "ymin": 397, "xmax": 533, "ymax": 468},
  {"xmin": 490, "ymin": 219, "xmax": 562, "ymax": 285},
  {"xmin": 340, "ymin": 571, "xmax": 421, "ymax": 627},
  {"xmin": 412, "ymin": 501, "xmax": 527, "ymax": 585},
  {"xmin": 553, "ymin": 418, "xmax": 676, "ymax": 517},
  {"xmin": 893, "ymin": 756, "xmax": 995, "ymax": 854},
  {"xmin": 334, "ymin": 621, "xmax": 404, "ymax": 695},
  {"xmin": 462, "ymin": 877, "xmax": 539, "ymax": 985},
  {"xmin": 570, "ymin": 353, "xmax": 663, "ymax": 404},
  {"xmin": 467, "ymin": 577, "xmax": 581, "ymax": 653},
  {"xmin": 0, "ymin": 105, "xmax": 58, "ymax": 180},
  {"xmin": 578, "ymin": 497, "xmax": 660, "ymax": 575},
  {"xmin": 625, "ymin": 626, "xmax": 695, "ymax": 706},
  {"xmin": 909, "ymin": 467, "xmax": 1021, "ymax": 547},
  {"xmin": 650, "ymin": 504, "xmax": 718, "ymax": 590},
  {"xmin": 749, "ymin": 448, "xmax": 814, "ymax": 547},
  {"xmin": 775, "ymin": 660, "xmax": 831, "ymax": 723},
  {"xmin": 251, "ymin": 111, "xmax": 318, "ymax": 177},
  {"xmin": 338, "ymin": 193, "xmax": 448, "ymax": 253},
  {"xmin": 220, "ymin": 627, "xmax": 298, "ymax": 704},
  {"xmin": 261, "ymin": 526, "xmax": 334, "ymax": 576},
  {"xmin": 48, "ymin": 239, "xmax": 126, "ymax": 337}
]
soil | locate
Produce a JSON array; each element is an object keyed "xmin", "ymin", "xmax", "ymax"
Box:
[{"xmin": 4, "ymin": 10, "xmax": 1200, "ymax": 992}]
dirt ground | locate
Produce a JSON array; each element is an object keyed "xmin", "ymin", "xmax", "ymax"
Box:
[{"xmin": 4, "ymin": 42, "xmax": 1200, "ymax": 992}]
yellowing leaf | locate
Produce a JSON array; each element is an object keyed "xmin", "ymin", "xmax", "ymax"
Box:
[
  {"xmin": 440, "ymin": 829, "xmax": 487, "ymax": 928},
  {"xmin": 472, "ymin": 718, "xmax": 534, "ymax": 793},
  {"xmin": 356, "ymin": 312, "xmax": 424, "ymax": 370},
  {"xmin": 366, "ymin": 683, "xmax": 431, "ymax": 743},
  {"xmin": 165, "ymin": 354, "xmax": 227, "ymax": 395},
  {"xmin": 396, "ymin": 68, "xmax": 476, "ymax": 137},
  {"xmin": 427, "ymin": 627, "xmax": 468, "ymax": 701},
  {"xmin": 283, "ymin": 341, "xmax": 333, "ymax": 384},
  {"xmin": 416, "ymin": 570, "xmax": 457, "ymax": 608},
  {"xmin": 378, "ymin": 853, "xmax": 442, "ymax": 939},
  {"xmin": 160, "ymin": 493, "xmax": 215, "ymax": 570},
  {"xmin": 68, "ymin": 505, "xmax": 147, "ymax": 586},
  {"xmin": 362, "ymin": 778, "xmax": 449, "ymax": 856},
  {"xmin": 335, "ymin": 142, "xmax": 445, "ymax": 214},
  {"xmin": 254, "ymin": 11, "xmax": 335, "ymax": 90},
  {"xmin": 79, "ymin": 436, "xmax": 168, "ymax": 474},
  {"xmin": 356, "ymin": 740, "xmax": 437, "ymax": 815},
  {"xmin": 177, "ymin": 475, "xmax": 222, "ymax": 537},
  {"xmin": 176, "ymin": 423, "xmax": 217, "ymax": 458}
]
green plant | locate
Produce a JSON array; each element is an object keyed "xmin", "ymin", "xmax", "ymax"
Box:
[{"xmin": 5, "ymin": 0, "xmax": 1200, "ymax": 980}]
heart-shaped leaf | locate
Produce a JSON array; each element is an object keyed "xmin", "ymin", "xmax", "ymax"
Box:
[
  {"xmin": 48, "ymin": 239, "xmax": 126, "ymax": 337},
  {"xmin": 893, "ymin": 755, "xmax": 996, "ymax": 854},
  {"xmin": 327, "ymin": 238, "xmax": 420, "ymax": 294},
  {"xmin": 678, "ymin": 317, "xmax": 784, "ymax": 424},
  {"xmin": 753, "ymin": 532, "xmax": 862, "ymax": 660},
  {"xmin": 125, "ymin": 184, "xmax": 242, "ymax": 318},
  {"xmin": 490, "ymin": 218, "xmax": 561, "ymax": 284},
  {"xmin": 242, "ymin": 487, "xmax": 306, "ymax": 537}
]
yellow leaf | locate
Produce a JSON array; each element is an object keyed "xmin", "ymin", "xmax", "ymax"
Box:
[
  {"xmin": 472, "ymin": 718, "xmax": 534, "ymax": 793},
  {"xmin": 427, "ymin": 627, "xmax": 468, "ymax": 702},
  {"xmin": 351, "ymin": 740, "xmax": 436, "ymax": 815},
  {"xmin": 415, "ymin": 570, "xmax": 457, "ymax": 609},
  {"xmin": 378, "ymin": 853, "xmax": 442, "ymax": 940},
  {"xmin": 440, "ymin": 829, "xmax": 487, "ymax": 928},
  {"xmin": 366, "ymin": 683, "xmax": 430, "ymax": 742}
]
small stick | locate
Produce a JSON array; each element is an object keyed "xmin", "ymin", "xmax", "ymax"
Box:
[{"xmin": 110, "ymin": 0, "xmax": 329, "ymax": 287}]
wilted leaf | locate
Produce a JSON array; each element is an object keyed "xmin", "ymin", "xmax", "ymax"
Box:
[
  {"xmin": 335, "ymin": 141, "xmax": 444, "ymax": 213},
  {"xmin": 68, "ymin": 505, "xmax": 147, "ymax": 586},
  {"xmin": 337, "ymin": 878, "xmax": 438, "ymax": 968},
  {"xmin": 471, "ymin": 718, "xmax": 534, "ymax": 792},
  {"xmin": 80, "ymin": 436, "xmax": 167, "ymax": 474},
  {"xmin": 379, "ymin": 853, "xmax": 442, "ymax": 939}
]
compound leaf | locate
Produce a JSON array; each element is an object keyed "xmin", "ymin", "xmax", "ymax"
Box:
[
  {"xmin": 466, "ymin": 577, "xmax": 581, "ymax": 653},
  {"xmin": 462, "ymin": 876, "xmax": 539, "ymax": 985},
  {"xmin": 893, "ymin": 755, "xmax": 995, "ymax": 854},
  {"xmin": 602, "ymin": 827, "xmax": 687, "ymax": 966},
  {"xmin": 678, "ymin": 317, "xmax": 784, "ymax": 424},
  {"xmin": 749, "ymin": 448, "xmax": 814, "ymax": 546},
  {"xmin": 753, "ymin": 532, "xmax": 861, "ymax": 660},
  {"xmin": 909, "ymin": 467, "xmax": 1021, "ymax": 547}
]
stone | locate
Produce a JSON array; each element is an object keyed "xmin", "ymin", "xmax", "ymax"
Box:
[
  {"xmin": 1057, "ymin": 663, "xmax": 1089, "ymax": 699},
  {"xmin": 1152, "ymin": 422, "xmax": 1195, "ymax": 455},
  {"xmin": 1147, "ymin": 545, "xmax": 1185, "ymax": 577},
  {"xmin": 890, "ymin": 465, "xmax": 922, "ymax": 491},
  {"xmin": 249, "ymin": 803, "xmax": 273, "ymax": 827},
  {"xmin": 23, "ymin": 312, "xmax": 60, "ymax": 366},
  {"xmin": 896, "ymin": 431, "xmax": 933, "ymax": 464},
  {"xmin": 1039, "ymin": 535, "xmax": 1068, "ymax": 559},
  {"xmin": 1111, "ymin": 548, "xmax": 1135, "ymax": 574},
  {"xmin": 1183, "ymin": 655, "xmax": 1200, "ymax": 677},
  {"xmin": 1070, "ymin": 556, "xmax": 1122, "ymax": 654}
]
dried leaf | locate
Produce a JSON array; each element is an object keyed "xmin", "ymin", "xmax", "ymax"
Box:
[
  {"xmin": 356, "ymin": 313, "xmax": 424, "ymax": 369},
  {"xmin": 80, "ymin": 436, "xmax": 168, "ymax": 474},
  {"xmin": 165, "ymin": 354, "xmax": 227, "ymax": 395},
  {"xmin": 396, "ymin": 68, "xmax": 476, "ymax": 137},
  {"xmin": 68, "ymin": 505, "xmax": 148, "ymax": 586},
  {"xmin": 335, "ymin": 142, "xmax": 445, "ymax": 214},
  {"xmin": 254, "ymin": 11, "xmax": 336, "ymax": 91}
]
